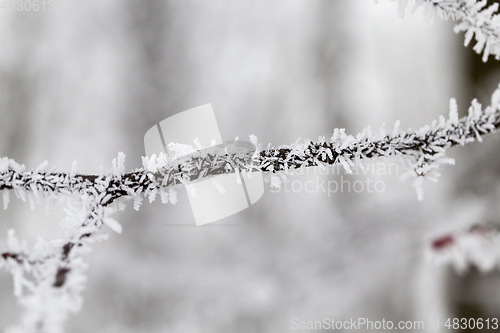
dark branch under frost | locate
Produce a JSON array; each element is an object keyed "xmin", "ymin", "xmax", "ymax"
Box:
[
  {"xmin": 1, "ymin": 91, "xmax": 500, "ymax": 208},
  {"xmin": 0, "ymin": 89, "xmax": 499, "ymax": 326},
  {"xmin": 3, "ymin": 1, "xmax": 500, "ymax": 332}
]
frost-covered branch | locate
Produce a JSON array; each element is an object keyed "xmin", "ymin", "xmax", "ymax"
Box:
[
  {"xmin": 392, "ymin": 0, "xmax": 500, "ymax": 62},
  {"xmin": 1, "ymin": 86, "xmax": 500, "ymax": 332},
  {"xmin": 0, "ymin": 202, "xmax": 111, "ymax": 333},
  {"xmin": 3, "ymin": 1, "xmax": 500, "ymax": 331},
  {"xmin": 384, "ymin": 0, "xmax": 500, "ymax": 273},
  {"xmin": 2, "ymin": 88, "xmax": 500, "ymax": 207}
]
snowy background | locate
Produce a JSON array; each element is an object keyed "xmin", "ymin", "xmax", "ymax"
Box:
[{"xmin": 1, "ymin": 0, "xmax": 500, "ymax": 332}]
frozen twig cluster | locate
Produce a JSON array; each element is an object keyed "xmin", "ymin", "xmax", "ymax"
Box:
[
  {"xmin": 0, "ymin": 156, "xmax": 125, "ymax": 333},
  {"xmin": 1, "ymin": 0, "xmax": 500, "ymax": 332}
]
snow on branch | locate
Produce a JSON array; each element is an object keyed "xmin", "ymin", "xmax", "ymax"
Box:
[
  {"xmin": 3, "ymin": 1, "xmax": 500, "ymax": 331},
  {"xmin": 383, "ymin": 0, "xmax": 500, "ymax": 273},
  {"xmin": 0, "ymin": 86, "xmax": 500, "ymax": 332},
  {"xmin": 2, "ymin": 88, "xmax": 500, "ymax": 207},
  {"xmin": 391, "ymin": 0, "xmax": 500, "ymax": 62}
]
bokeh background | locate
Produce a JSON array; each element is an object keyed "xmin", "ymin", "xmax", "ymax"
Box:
[{"xmin": 1, "ymin": 0, "xmax": 500, "ymax": 332}]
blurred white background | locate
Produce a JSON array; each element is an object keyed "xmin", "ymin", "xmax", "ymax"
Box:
[{"xmin": 1, "ymin": 1, "xmax": 500, "ymax": 332}]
